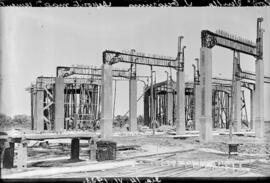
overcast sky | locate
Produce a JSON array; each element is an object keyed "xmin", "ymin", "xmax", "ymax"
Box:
[{"xmin": 0, "ymin": 7, "xmax": 269, "ymax": 120}]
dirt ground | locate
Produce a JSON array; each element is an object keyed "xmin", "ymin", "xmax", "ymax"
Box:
[{"xmin": 1, "ymin": 122, "xmax": 270, "ymax": 178}]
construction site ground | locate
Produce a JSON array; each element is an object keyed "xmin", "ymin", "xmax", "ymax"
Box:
[{"xmin": 2, "ymin": 122, "xmax": 270, "ymax": 178}]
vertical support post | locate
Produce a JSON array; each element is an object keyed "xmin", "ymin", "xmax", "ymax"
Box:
[
  {"xmin": 232, "ymin": 51, "xmax": 241, "ymax": 132},
  {"xmin": 143, "ymin": 93, "xmax": 150, "ymax": 126},
  {"xmin": 101, "ymin": 63, "xmax": 113, "ymax": 138},
  {"xmin": 167, "ymin": 80, "xmax": 173, "ymax": 126},
  {"xmin": 255, "ymin": 58, "xmax": 264, "ymax": 138},
  {"xmin": 16, "ymin": 141, "xmax": 27, "ymax": 169},
  {"xmin": 32, "ymin": 90, "xmax": 37, "ymax": 130},
  {"xmin": 176, "ymin": 36, "xmax": 185, "ymax": 135},
  {"xmin": 255, "ymin": 17, "xmax": 264, "ymax": 139},
  {"xmin": 250, "ymin": 90, "xmax": 255, "ymax": 130},
  {"xmin": 71, "ymin": 138, "xmax": 80, "ymax": 160},
  {"xmin": 194, "ymin": 84, "xmax": 201, "ymax": 131},
  {"xmin": 129, "ymin": 50, "xmax": 137, "ymax": 131},
  {"xmin": 150, "ymin": 66, "xmax": 155, "ymax": 134},
  {"xmin": 36, "ymin": 88, "xmax": 44, "ymax": 131},
  {"xmin": 55, "ymin": 77, "xmax": 65, "ymax": 131},
  {"xmin": 199, "ymin": 47, "xmax": 212, "ymax": 142}
]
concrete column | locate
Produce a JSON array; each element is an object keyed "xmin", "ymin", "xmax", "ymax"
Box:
[
  {"xmin": 232, "ymin": 52, "xmax": 241, "ymax": 132},
  {"xmin": 255, "ymin": 59, "xmax": 264, "ymax": 139},
  {"xmin": 143, "ymin": 94, "xmax": 150, "ymax": 126},
  {"xmin": 129, "ymin": 78, "xmax": 137, "ymax": 131},
  {"xmin": 167, "ymin": 92, "xmax": 173, "ymax": 126},
  {"xmin": 71, "ymin": 138, "xmax": 80, "ymax": 160},
  {"xmin": 3, "ymin": 142, "xmax": 14, "ymax": 168},
  {"xmin": 16, "ymin": 142, "xmax": 27, "ymax": 169},
  {"xmin": 32, "ymin": 92, "xmax": 37, "ymax": 130},
  {"xmin": 35, "ymin": 89, "xmax": 44, "ymax": 131},
  {"xmin": 55, "ymin": 77, "xmax": 65, "ymax": 131},
  {"xmin": 199, "ymin": 47, "xmax": 212, "ymax": 142},
  {"xmin": 194, "ymin": 84, "xmax": 201, "ymax": 131},
  {"xmin": 101, "ymin": 64, "xmax": 113, "ymax": 138},
  {"xmin": 250, "ymin": 90, "xmax": 256, "ymax": 130},
  {"xmin": 176, "ymin": 69, "xmax": 185, "ymax": 135},
  {"xmin": 167, "ymin": 81, "xmax": 173, "ymax": 125}
]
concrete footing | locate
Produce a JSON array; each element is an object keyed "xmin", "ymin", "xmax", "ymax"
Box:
[
  {"xmin": 16, "ymin": 142, "xmax": 27, "ymax": 169},
  {"xmin": 71, "ymin": 138, "xmax": 80, "ymax": 160},
  {"xmin": 3, "ymin": 142, "xmax": 14, "ymax": 168}
]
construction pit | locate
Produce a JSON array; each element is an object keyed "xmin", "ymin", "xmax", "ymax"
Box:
[{"xmin": 1, "ymin": 122, "xmax": 270, "ymax": 178}]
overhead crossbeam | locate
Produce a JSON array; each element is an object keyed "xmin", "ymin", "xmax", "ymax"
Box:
[
  {"xmin": 201, "ymin": 30, "xmax": 257, "ymax": 57},
  {"xmin": 102, "ymin": 50, "xmax": 181, "ymax": 69},
  {"xmin": 36, "ymin": 77, "xmax": 101, "ymax": 89},
  {"xmin": 56, "ymin": 66, "xmax": 132, "ymax": 78},
  {"xmin": 236, "ymin": 70, "xmax": 270, "ymax": 84}
]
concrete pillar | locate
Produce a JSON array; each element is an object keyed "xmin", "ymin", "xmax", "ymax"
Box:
[
  {"xmin": 232, "ymin": 52, "xmax": 241, "ymax": 132},
  {"xmin": 255, "ymin": 59, "xmax": 264, "ymax": 139},
  {"xmin": 175, "ymin": 37, "xmax": 185, "ymax": 135},
  {"xmin": 71, "ymin": 138, "xmax": 80, "ymax": 160},
  {"xmin": 3, "ymin": 142, "xmax": 14, "ymax": 168},
  {"xmin": 55, "ymin": 77, "xmax": 65, "ymax": 131},
  {"xmin": 32, "ymin": 91, "xmax": 37, "ymax": 130},
  {"xmin": 194, "ymin": 84, "xmax": 201, "ymax": 131},
  {"xmin": 16, "ymin": 142, "xmax": 27, "ymax": 169},
  {"xmin": 143, "ymin": 94, "xmax": 150, "ymax": 126},
  {"xmin": 35, "ymin": 89, "xmax": 44, "ymax": 131},
  {"xmin": 199, "ymin": 47, "xmax": 212, "ymax": 142},
  {"xmin": 101, "ymin": 64, "xmax": 113, "ymax": 138},
  {"xmin": 250, "ymin": 90, "xmax": 256, "ymax": 130},
  {"xmin": 167, "ymin": 81, "xmax": 173, "ymax": 125},
  {"xmin": 176, "ymin": 68, "xmax": 185, "ymax": 135},
  {"xmin": 129, "ymin": 78, "xmax": 137, "ymax": 131}
]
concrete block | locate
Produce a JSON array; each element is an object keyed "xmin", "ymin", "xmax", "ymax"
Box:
[{"xmin": 71, "ymin": 138, "xmax": 80, "ymax": 160}]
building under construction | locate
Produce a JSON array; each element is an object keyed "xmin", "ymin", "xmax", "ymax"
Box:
[{"xmin": 2, "ymin": 17, "xmax": 270, "ymax": 178}]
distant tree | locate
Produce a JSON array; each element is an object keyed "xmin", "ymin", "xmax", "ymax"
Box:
[
  {"xmin": 113, "ymin": 115, "xmax": 128, "ymax": 127},
  {"xmin": 137, "ymin": 115, "xmax": 144, "ymax": 125},
  {"xmin": 12, "ymin": 114, "xmax": 31, "ymax": 125},
  {"xmin": 0, "ymin": 113, "xmax": 12, "ymax": 127}
]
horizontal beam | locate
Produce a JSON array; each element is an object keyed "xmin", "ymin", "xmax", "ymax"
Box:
[
  {"xmin": 201, "ymin": 30, "xmax": 257, "ymax": 57},
  {"xmin": 56, "ymin": 66, "xmax": 132, "ymax": 78},
  {"xmin": 236, "ymin": 71, "xmax": 270, "ymax": 84},
  {"xmin": 103, "ymin": 50, "xmax": 181, "ymax": 68}
]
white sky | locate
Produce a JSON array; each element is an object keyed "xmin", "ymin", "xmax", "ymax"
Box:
[{"xmin": 0, "ymin": 7, "xmax": 269, "ymax": 120}]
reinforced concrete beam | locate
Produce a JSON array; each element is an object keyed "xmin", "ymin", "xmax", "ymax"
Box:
[
  {"xmin": 199, "ymin": 47, "xmax": 212, "ymax": 142},
  {"xmin": 55, "ymin": 77, "xmax": 65, "ymax": 131},
  {"xmin": 101, "ymin": 64, "xmax": 113, "ymax": 138}
]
